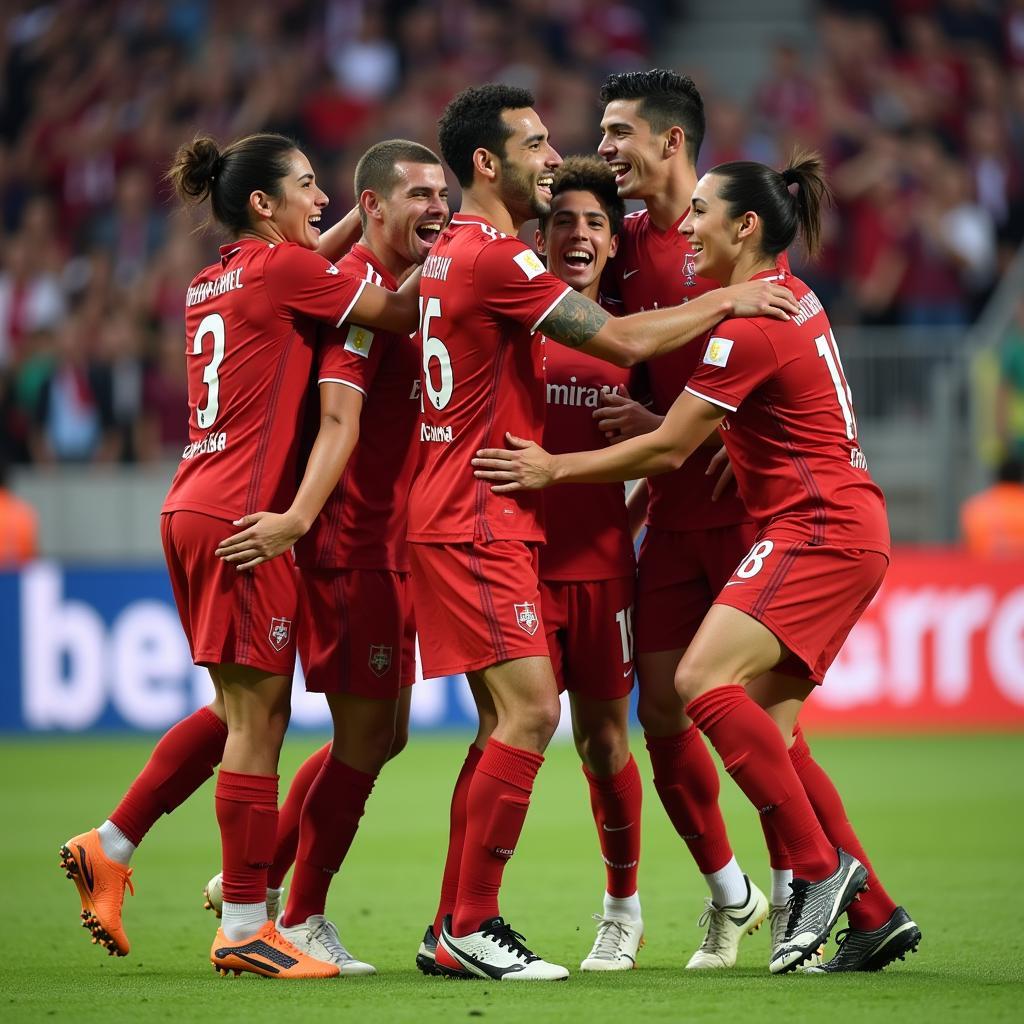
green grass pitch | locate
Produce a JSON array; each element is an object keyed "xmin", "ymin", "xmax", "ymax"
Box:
[{"xmin": 5, "ymin": 732, "xmax": 1023, "ymax": 1022}]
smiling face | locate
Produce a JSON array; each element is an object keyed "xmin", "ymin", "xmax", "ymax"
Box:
[
  {"xmin": 598, "ymin": 99, "xmax": 668, "ymax": 200},
  {"xmin": 261, "ymin": 149, "xmax": 329, "ymax": 250},
  {"xmin": 680, "ymin": 172, "xmax": 751, "ymax": 284},
  {"xmin": 497, "ymin": 108, "xmax": 562, "ymax": 220},
  {"xmin": 537, "ymin": 189, "xmax": 618, "ymax": 296},
  {"xmin": 371, "ymin": 160, "xmax": 449, "ymax": 267}
]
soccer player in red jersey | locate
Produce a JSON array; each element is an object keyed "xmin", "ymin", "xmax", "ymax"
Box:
[
  {"xmin": 411, "ymin": 83, "xmax": 800, "ymax": 982},
  {"xmin": 210, "ymin": 140, "xmax": 449, "ymax": 974},
  {"xmin": 60, "ymin": 132, "xmax": 420, "ymax": 979},
  {"xmin": 534, "ymin": 158, "xmax": 645, "ymax": 970},
  {"xmin": 594, "ymin": 70, "xmax": 770, "ymax": 968},
  {"xmin": 472, "ymin": 152, "xmax": 921, "ymax": 976}
]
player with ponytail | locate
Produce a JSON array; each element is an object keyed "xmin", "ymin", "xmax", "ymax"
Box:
[{"xmin": 474, "ymin": 152, "xmax": 921, "ymax": 975}]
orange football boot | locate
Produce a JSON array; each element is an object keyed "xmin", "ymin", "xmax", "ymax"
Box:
[
  {"xmin": 59, "ymin": 829, "xmax": 134, "ymax": 956},
  {"xmin": 210, "ymin": 921, "xmax": 340, "ymax": 979}
]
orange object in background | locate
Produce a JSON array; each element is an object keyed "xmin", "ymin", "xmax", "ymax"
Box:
[
  {"xmin": 0, "ymin": 486, "xmax": 38, "ymax": 565},
  {"xmin": 961, "ymin": 459, "xmax": 1024, "ymax": 558}
]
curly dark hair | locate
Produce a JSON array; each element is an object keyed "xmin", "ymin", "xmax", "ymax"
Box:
[
  {"xmin": 437, "ymin": 83, "xmax": 535, "ymax": 187},
  {"xmin": 538, "ymin": 155, "xmax": 625, "ymax": 237}
]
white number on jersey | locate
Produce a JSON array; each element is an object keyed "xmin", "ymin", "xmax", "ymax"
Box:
[
  {"xmin": 814, "ymin": 330, "xmax": 857, "ymax": 440},
  {"xmin": 191, "ymin": 313, "xmax": 226, "ymax": 429},
  {"xmin": 736, "ymin": 540, "xmax": 775, "ymax": 579},
  {"xmin": 419, "ymin": 296, "xmax": 454, "ymax": 411},
  {"xmin": 615, "ymin": 606, "xmax": 635, "ymax": 667}
]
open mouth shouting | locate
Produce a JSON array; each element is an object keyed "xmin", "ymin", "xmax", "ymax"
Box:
[
  {"xmin": 415, "ymin": 219, "xmax": 443, "ymax": 246},
  {"xmin": 308, "ymin": 213, "xmax": 322, "ymax": 235},
  {"xmin": 562, "ymin": 248, "xmax": 594, "ymax": 269},
  {"xmin": 537, "ymin": 173, "xmax": 554, "ymax": 198}
]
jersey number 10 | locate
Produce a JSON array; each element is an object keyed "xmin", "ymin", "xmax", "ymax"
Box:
[{"xmin": 814, "ymin": 329, "xmax": 857, "ymax": 440}]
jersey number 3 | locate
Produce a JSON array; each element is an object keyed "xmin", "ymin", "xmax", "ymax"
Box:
[
  {"xmin": 191, "ymin": 312, "xmax": 226, "ymax": 429},
  {"xmin": 419, "ymin": 296, "xmax": 454, "ymax": 411}
]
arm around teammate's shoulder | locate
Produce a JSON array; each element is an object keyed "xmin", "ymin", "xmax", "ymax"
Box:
[{"xmin": 539, "ymin": 280, "xmax": 800, "ymax": 367}]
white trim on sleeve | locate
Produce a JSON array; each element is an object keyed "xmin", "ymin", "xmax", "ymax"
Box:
[
  {"xmin": 317, "ymin": 377, "xmax": 367, "ymax": 397},
  {"xmin": 530, "ymin": 286, "xmax": 573, "ymax": 334},
  {"xmin": 684, "ymin": 385, "xmax": 737, "ymax": 412},
  {"xmin": 335, "ymin": 279, "xmax": 368, "ymax": 328}
]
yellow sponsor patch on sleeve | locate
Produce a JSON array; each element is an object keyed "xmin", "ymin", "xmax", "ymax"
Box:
[{"xmin": 344, "ymin": 325, "xmax": 374, "ymax": 358}]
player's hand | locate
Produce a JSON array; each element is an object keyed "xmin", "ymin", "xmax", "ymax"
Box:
[
  {"xmin": 215, "ymin": 511, "xmax": 306, "ymax": 571},
  {"xmin": 706, "ymin": 444, "xmax": 736, "ymax": 501},
  {"xmin": 472, "ymin": 433, "xmax": 555, "ymax": 492},
  {"xmin": 724, "ymin": 280, "xmax": 801, "ymax": 321},
  {"xmin": 593, "ymin": 385, "xmax": 663, "ymax": 443}
]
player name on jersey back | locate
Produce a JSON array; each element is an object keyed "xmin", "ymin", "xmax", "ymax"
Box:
[{"xmin": 163, "ymin": 239, "xmax": 365, "ymax": 522}]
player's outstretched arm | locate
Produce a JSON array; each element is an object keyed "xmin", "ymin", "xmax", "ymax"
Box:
[
  {"xmin": 473, "ymin": 391, "xmax": 725, "ymax": 492},
  {"xmin": 349, "ymin": 268, "xmax": 423, "ymax": 335},
  {"xmin": 539, "ymin": 282, "xmax": 799, "ymax": 367},
  {"xmin": 316, "ymin": 206, "xmax": 363, "ymax": 263},
  {"xmin": 215, "ymin": 383, "xmax": 363, "ymax": 570}
]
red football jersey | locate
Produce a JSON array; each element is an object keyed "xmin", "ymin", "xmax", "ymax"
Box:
[
  {"xmin": 163, "ymin": 240, "xmax": 367, "ymax": 521},
  {"xmin": 612, "ymin": 210, "xmax": 749, "ymax": 531},
  {"xmin": 539, "ymin": 333, "xmax": 636, "ymax": 582},
  {"xmin": 407, "ymin": 216, "xmax": 571, "ymax": 543},
  {"xmin": 685, "ymin": 269, "xmax": 890, "ymax": 554},
  {"xmin": 294, "ymin": 244, "xmax": 421, "ymax": 572}
]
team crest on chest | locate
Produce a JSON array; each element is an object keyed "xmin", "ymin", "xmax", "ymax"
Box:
[
  {"xmin": 514, "ymin": 602, "xmax": 540, "ymax": 636},
  {"xmin": 368, "ymin": 644, "xmax": 393, "ymax": 677},
  {"xmin": 682, "ymin": 253, "xmax": 697, "ymax": 287},
  {"xmin": 268, "ymin": 617, "xmax": 292, "ymax": 651}
]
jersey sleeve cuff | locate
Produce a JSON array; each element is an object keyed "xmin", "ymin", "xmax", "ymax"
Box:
[
  {"xmin": 317, "ymin": 377, "xmax": 367, "ymax": 396},
  {"xmin": 336, "ymin": 279, "xmax": 368, "ymax": 327},
  {"xmin": 530, "ymin": 286, "xmax": 573, "ymax": 334},
  {"xmin": 684, "ymin": 385, "xmax": 738, "ymax": 413}
]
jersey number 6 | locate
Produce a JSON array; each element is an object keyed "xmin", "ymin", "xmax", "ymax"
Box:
[{"xmin": 419, "ymin": 296, "xmax": 454, "ymax": 411}]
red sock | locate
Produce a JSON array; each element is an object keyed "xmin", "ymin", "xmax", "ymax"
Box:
[
  {"xmin": 109, "ymin": 707, "xmax": 227, "ymax": 845},
  {"xmin": 583, "ymin": 756, "xmax": 642, "ymax": 898},
  {"xmin": 644, "ymin": 727, "xmax": 733, "ymax": 873},
  {"xmin": 432, "ymin": 744, "xmax": 483, "ymax": 936},
  {"xmin": 281, "ymin": 755, "xmax": 377, "ymax": 927},
  {"xmin": 268, "ymin": 743, "xmax": 330, "ymax": 889},
  {"xmin": 789, "ymin": 726, "xmax": 896, "ymax": 929},
  {"xmin": 759, "ymin": 811, "xmax": 791, "ymax": 871},
  {"xmin": 686, "ymin": 686, "xmax": 836, "ymax": 881},
  {"xmin": 451, "ymin": 739, "xmax": 543, "ymax": 935},
  {"xmin": 215, "ymin": 769, "xmax": 279, "ymax": 904}
]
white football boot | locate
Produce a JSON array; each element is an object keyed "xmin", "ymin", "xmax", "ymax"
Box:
[
  {"xmin": 276, "ymin": 914, "xmax": 376, "ymax": 975},
  {"xmin": 580, "ymin": 913, "xmax": 644, "ymax": 971},
  {"xmin": 685, "ymin": 875, "xmax": 769, "ymax": 969},
  {"xmin": 438, "ymin": 916, "xmax": 568, "ymax": 981}
]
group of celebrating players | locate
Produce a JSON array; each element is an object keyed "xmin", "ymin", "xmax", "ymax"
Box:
[{"xmin": 59, "ymin": 69, "xmax": 922, "ymax": 983}]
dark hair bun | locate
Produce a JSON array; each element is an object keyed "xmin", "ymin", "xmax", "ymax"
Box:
[{"xmin": 168, "ymin": 135, "xmax": 222, "ymax": 203}]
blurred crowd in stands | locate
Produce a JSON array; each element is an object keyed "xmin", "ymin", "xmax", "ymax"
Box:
[{"xmin": 1, "ymin": 0, "xmax": 1022, "ymax": 467}]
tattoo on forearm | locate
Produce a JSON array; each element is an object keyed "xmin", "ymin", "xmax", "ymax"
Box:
[{"xmin": 540, "ymin": 292, "xmax": 609, "ymax": 348}]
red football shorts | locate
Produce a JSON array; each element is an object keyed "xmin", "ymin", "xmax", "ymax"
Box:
[
  {"xmin": 160, "ymin": 510, "xmax": 299, "ymax": 676},
  {"xmin": 635, "ymin": 522, "xmax": 758, "ymax": 653},
  {"xmin": 713, "ymin": 534, "xmax": 888, "ymax": 685},
  {"xmin": 409, "ymin": 540, "xmax": 550, "ymax": 677},
  {"xmin": 540, "ymin": 576, "xmax": 636, "ymax": 701},
  {"xmin": 296, "ymin": 567, "xmax": 415, "ymax": 699}
]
